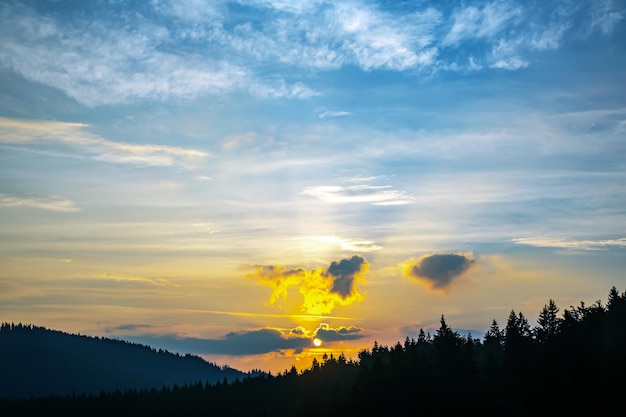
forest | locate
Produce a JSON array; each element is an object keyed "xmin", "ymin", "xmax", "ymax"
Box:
[
  {"xmin": 1, "ymin": 286, "xmax": 625, "ymax": 416},
  {"xmin": 0, "ymin": 323, "xmax": 245, "ymax": 398}
]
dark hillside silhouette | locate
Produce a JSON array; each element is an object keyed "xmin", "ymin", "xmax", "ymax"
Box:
[
  {"xmin": 1, "ymin": 286, "xmax": 625, "ymax": 416},
  {"xmin": 0, "ymin": 324, "xmax": 245, "ymax": 398}
]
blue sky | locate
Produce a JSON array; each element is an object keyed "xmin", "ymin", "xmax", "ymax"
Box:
[{"xmin": 1, "ymin": 0, "xmax": 625, "ymax": 372}]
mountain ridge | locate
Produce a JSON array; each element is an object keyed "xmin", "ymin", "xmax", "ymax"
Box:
[{"xmin": 0, "ymin": 322, "xmax": 247, "ymax": 399}]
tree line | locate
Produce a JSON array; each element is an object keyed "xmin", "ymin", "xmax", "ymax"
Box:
[
  {"xmin": 0, "ymin": 323, "xmax": 244, "ymax": 398},
  {"xmin": 1, "ymin": 286, "xmax": 625, "ymax": 416}
]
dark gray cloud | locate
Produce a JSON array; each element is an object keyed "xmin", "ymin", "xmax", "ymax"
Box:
[
  {"xmin": 125, "ymin": 328, "xmax": 311, "ymax": 356},
  {"xmin": 258, "ymin": 265, "xmax": 306, "ymax": 278},
  {"xmin": 325, "ymin": 255, "xmax": 367, "ymax": 298},
  {"xmin": 288, "ymin": 327, "xmax": 308, "ymax": 337},
  {"xmin": 105, "ymin": 323, "xmax": 156, "ymax": 333},
  {"xmin": 404, "ymin": 253, "xmax": 475, "ymax": 289},
  {"xmin": 314, "ymin": 323, "xmax": 365, "ymax": 342},
  {"xmin": 118, "ymin": 323, "xmax": 367, "ymax": 356}
]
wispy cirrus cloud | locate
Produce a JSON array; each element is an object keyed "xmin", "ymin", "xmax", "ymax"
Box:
[
  {"xmin": 318, "ymin": 110, "xmax": 354, "ymax": 119},
  {"xmin": 329, "ymin": 2, "xmax": 440, "ymax": 71},
  {"xmin": 192, "ymin": 223, "xmax": 221, "ymax": 234},
  {"xmin": 0, "ymin": 3, "xmax": 317, "ymax": 106},
  {"xmin": 443, "ymin": 2, "xmax": 522, "ymax": 46},
  {"xmin": 440, "ymin": 0, "xmax": 623, "ymax": 71},
  {"xmin": 0, "ymin": 0, "xmax": 623, "ymax": 108},
  {"xmin": 150, "ymin": 0, "xmax": 224, "ymax": 22},
  {"xmin": 207, "ymin": 1, "xmax": 440, "ymax": 71},
  {"xmin": 301, "ymin": 184, "xmax": 414, "ymax": 206},
  {"xmin": 98, "ymin": 272, "xmax": 178, "ymax": 287},
  {"xmin": 0, "ymin": 194, "xmax": 81, "ymax": 212},
  {"xmin": 0, "ymin": 117, "xmax": 207, "ymax": 167},
  {"xmin": 588, "ymin": 0, "xmax": 624, "ymax": 35},
  {"xmin": 513, "ymin": 236, "xmax": 626, "ymax": 251},
  {"xmin": 295, "ymin": 236, "xmax": 382, "ymax": 252}
]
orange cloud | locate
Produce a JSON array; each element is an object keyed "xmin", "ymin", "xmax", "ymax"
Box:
[{"xmin": 248, "ymin": 255, "xmax": 369, "ymax": 315}]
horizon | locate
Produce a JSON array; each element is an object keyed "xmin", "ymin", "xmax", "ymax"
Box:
[{"xmin": 1, "ymin": 0, "xmax": 625, "ymax": 375}]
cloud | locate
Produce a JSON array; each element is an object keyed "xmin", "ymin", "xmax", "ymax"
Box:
[
  {"xmin": 212, "ymin": 1, "xmax": 440, "ymax": 72},
  {"xmin": 512, "ymin": 236, "xmax": 626, "ymax": 251},
  {"xmin": 295, "ymin": 236, "xmax": 382, "ymax": 252},
  {"xmin": 105, "ymin": 323, "xmax": 157, "ymax": 333},
  {"xmin": 330, "ymin": 3, "xmax": 440, "ymax": 71},
  {"xmin": 0, "ymin": 194, "xmax": 80, "ymax": 212},
  {"xmin": 150, "ymin": 0, "xmax": 224, "ymax": 22},
  {"xmin": 326, "ymin": 255, "xmax": 367, "ymax": 298},
  {"xmin": 121, "ymin": 322, "xmax": 366, "ymax": 356},
  {"xmin": 248, "ymin": 80, "xmax": 320, "ymax": 99},
  {"xmin": 443, "ymin": 2, "xmax": 522, "ymax": 46},
  {"xmin": 248, "ymin": 255, "xmax": 369, "ymax": 315},
  {"xmin": 41, "ymin": 258, "xmax": 73, "ymax": 263},
  {"xmin": 439, "ymin": 0, "xmax": 624, "ymax": 71},
  {"xmin": 1, "ymin": 0, "xmax": 623, "ymax": 107},
  {"xmin": 286, "ymin": 323, "xmax": 365, "ymax": 342},
  {"xmin": 98, "ymin": 272, "xmax": 178, "ymax": 287},
  {"xmin": 341, "ymin": 175, "xmax": 388, "ymax": 183},
  {"xmin": 193, "ymin": 223, "xmax": 220, "ymax": 234},
  {"xmin": 239, "ymin": 0, "xmax": 327, "ymax": 14},
  {"xmin": 288, "ymin": 326, "xmax": 310, "ymax": 338},
  {"xmin": 0, "ymin": 3, "xmax": 317, "ymax": 106},
  {"xmin": 301, "ymin": 184, "xmax": 414, "ymax": 205},
  {"xmin": 0, "ymin": 117, "xmax": 207, "ymax": 167},
  {"xmin": 588, "ymin": 0, "xmax": 624, "ymax": 35},
  {"xmin": 313, "ymin": 323, "xmax": 365, "ymax": 342},
  {"xmin": 489, "ymin": 39, "xmax": 529, "ymax": 70},
  {"xmin": 126, "ymin": 328, "xmax": 308, "ymax": 356},
  {"xmin": 318, "ymin": 110, "xmax": 354, "ymax": 119},
  {"xmin": 403, "ymin": 253, "xmax": 476, "ymax": 290}
]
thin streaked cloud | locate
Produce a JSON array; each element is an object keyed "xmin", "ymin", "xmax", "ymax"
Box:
[
  {"xmin": 318, "ymin": 110, "xmax": 354, "ymax": 118},
  {"xmin": 295, "ymin": 236, "xmax": 383, "ymax": 252},
  {"xmin": 0, "ymin": 117, "xmax": 207, "ymax": 167},
  {"xmin": 98, "ymin": 273, "xmax": 179, "ymax": 287},
  {"xmin": 301, "ymin": 184, "xmax": 414, "ymax": 206},
  {"xmin": 513, "ymin": 236, "xmax": 626, "ymax": 251},
  {"xmin": 443, "ymin": 2, "xmax": 522, "ymax": 46},
  {"xmin": 0, "ymin": 194, "xmax": 81, "ymax": 212},
  {"xmin": 182, "ymin": 309, "xmax": 355, "ymax": 321}
]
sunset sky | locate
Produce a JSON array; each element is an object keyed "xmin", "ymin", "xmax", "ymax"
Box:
[{"xmin": 1, "ymin": 0, "xmax": 625, "ymax": 373}]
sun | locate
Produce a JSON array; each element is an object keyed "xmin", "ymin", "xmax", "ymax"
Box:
[{"xmin": 313, "ymin": 338, "xmax": 322, "ymax": 347}]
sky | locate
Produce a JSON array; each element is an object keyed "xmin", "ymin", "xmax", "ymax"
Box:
[{"xmin": 0, "ymin": 0, "xmax": 625, "ymax": 374}]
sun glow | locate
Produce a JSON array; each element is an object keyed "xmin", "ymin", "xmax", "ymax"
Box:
[{"xmin": 313, "ymin": 338, "xmax": 322, "ymax": 347}]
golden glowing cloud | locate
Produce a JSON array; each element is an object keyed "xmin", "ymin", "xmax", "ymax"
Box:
[{"xmin": 248, "ymin": 256, "xmax": 369, "ymax": 315}]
